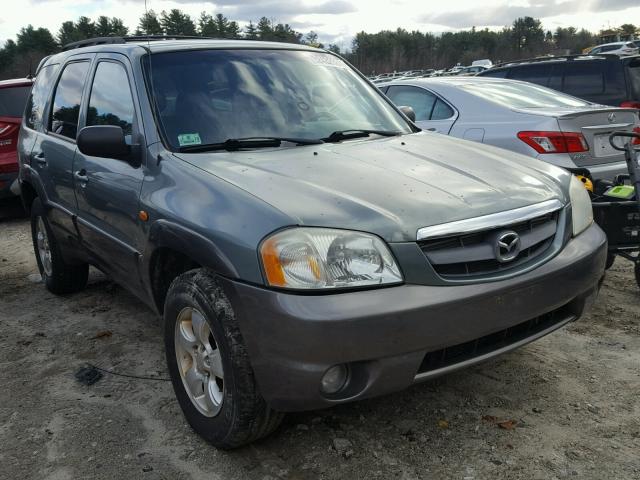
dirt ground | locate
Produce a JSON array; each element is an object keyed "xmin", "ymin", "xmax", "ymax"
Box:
[{"xmin": 1, "ymin": 201, "xmax": 639, "ymax": 480}]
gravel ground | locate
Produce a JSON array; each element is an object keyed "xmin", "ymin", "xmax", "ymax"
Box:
[{"xmin": 1, "ymin": 203, "xmax": 639, "ymax": 480}]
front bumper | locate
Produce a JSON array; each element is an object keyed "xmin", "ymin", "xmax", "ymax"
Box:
[{"xmin": 223, "ymin": 223, "xmax": 607, "ymax": 412}]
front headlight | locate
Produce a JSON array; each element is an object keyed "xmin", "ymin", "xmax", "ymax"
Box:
[
  {"xmin": 260, "ymin": 227, "xmax": 403, "ymax": 290},
  {"xmin": 569, "ymin": 175, "xmax": 593, "ymax": 236}
]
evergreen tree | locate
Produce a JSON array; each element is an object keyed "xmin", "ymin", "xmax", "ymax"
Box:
[
  {"xmin": 244, "ymin": 21, "xmax": 258, "ymax": 40},
  {"xmin": 198, "ymin": 12, "xmax": 217, "ymax": 37},
  {"xmin": 160, "ymin": 9, "xmax": 197, "ymax": 36},
  {"xmin": 137, "ymin": 10, "xmax": 163, "ymax": 35}
]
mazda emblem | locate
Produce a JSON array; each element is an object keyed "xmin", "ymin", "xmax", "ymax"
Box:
[
  {"xmin": 495, "ymin": 231, "xmax": 521, "ymax": 263},
  {"xmin": 608, "ymin": 112, "xmax": 616, "ymax": 123}
]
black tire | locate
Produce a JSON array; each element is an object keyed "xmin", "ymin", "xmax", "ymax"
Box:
[
  {"xmin": 635, "ymin": 261, "xmax": 640, "ymax": 289},
  {"xmin": 605, "ymin": 252, "xmax": 616, "ymax": 270},
  {"xmin": 30, "ymin": 197, "xmax": 89, "ymax": 294},
  {"xmin": 163, "ymin": 269, "xmax": 284, "ymax": 449}
]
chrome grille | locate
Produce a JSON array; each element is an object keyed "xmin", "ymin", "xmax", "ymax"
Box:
[{"xmin": 418, "ymin": 206, "xmax": 562, "ymax": 279}]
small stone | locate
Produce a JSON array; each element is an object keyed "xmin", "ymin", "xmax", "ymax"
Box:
[
  {"xmin": 142, "ymin": 465, "xmax": 153, "ymax": 473},
  {"xmin": 532, "ymin": 407, "xmax": 542, "ymax": 413},
  {"xmin": 311, "ymin": 417, "xmax": 322, "ymax": 425},
  {"xmin": 332, "ymin": 438, "xmax": 353, "ymax": 456},
  {"xmin": 586, "ymin": 403, "xmax": 600, "ymax": 414},
  {"xmin": 296, "ymin": 424, "xmax": 310, "ymax": 431},
  {"xmin": 344, "ymin": 449, "xmax": 354, "ymax": 459},
  {"xmin": 27, "ymin": 273, "xmax": 42, "ymax": 283}
]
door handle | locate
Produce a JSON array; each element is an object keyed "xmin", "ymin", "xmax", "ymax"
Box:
[
  {"xmin": 33, "ymin": 152, "xmax": 47, "ymax": 167},
  {"xmin": 426, "ymin": 128, "xmax": 437, "ymax": 131},
  {"xmin": 74, "ymin": 170, "xmax": 89, "ymax": 186}
]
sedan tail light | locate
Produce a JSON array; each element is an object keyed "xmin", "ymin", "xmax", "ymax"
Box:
[
  {"xmin": 621, "ymin": 101, "xmax": 640, "ymax": 109},
  {"xmin": 633, "ymin": 126, "xmax": 640, "ymax": 146},
  {"xmin": 517, "ymin": 131, "xmax": 589, "ymax": 154}
]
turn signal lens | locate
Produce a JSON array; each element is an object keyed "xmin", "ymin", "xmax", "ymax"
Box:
[{"xmin": 517, "ymin": 131, "xmax": 589, "ymax": 154}]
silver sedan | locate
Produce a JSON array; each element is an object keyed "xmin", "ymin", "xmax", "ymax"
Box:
[{"xmin": 379, "ymin": 77, "xmax": 640, "ymax": 180}]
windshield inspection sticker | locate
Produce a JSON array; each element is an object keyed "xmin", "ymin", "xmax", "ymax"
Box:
[{"xmin": 178, "ymin": 133, "xmax": 202, "ymax": 146}]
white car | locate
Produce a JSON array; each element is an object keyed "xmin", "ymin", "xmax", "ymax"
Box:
[
  {"xmin": 379, "ymin": 76, "xmax": 640, "ymax": 180},
  {"xmin": 589, "ymin": 41, "xmax": 639, "ymax": 56}
]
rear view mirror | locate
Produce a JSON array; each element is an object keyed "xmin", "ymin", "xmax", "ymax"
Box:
[
  {"xmin": 77, "ymin": 125, "xmax": 130, "ymax": 159},
  {"xmin": 398, "ymin": 105, "xmax": 416, "ymax": 122}
]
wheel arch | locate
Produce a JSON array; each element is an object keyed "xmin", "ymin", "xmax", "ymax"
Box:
[{"xmin": 146, "ymin": 220, "xmax": 240, "ymax": 313}]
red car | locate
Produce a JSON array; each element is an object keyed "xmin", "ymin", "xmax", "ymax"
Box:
[{"xmin": 0, "ymin": 78, "xmax": 32, "ymax": 199}]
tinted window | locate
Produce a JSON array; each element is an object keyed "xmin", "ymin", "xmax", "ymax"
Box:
[
  {"xmin": 629, "ymin": 58, "xmax": 640, "ymax": 99},
  {"xmin": 480, "ymin": 68, "xmax": 508, "ymax": 78},
  {"xmin": 563, "ymin": 63, "xmax": 605, "ymax": 96},
  {"xmin": 0, "ymin": 85, "xmax": 31, "ymax": 118},
  {"xmin": 600, "ymin": 45, "xmax": 620, "ymax": 52},
  {"xmin": 507, "ymin": 64, "xmax": 552, "ymax": 86},
  {"xmin": 386, "ymin": 85, "xmax": 436, "ymax": 121},
  {"xmin": 431, "ymin": 98, "xmax": 454, "ymax": 119},
  {"xmin": 25, "ymin": 64, "xmax": 58, "ymax": 130},
  {"xmin": 461, "ymin": 81, "xmax": 590, "ymax": 109},
  {"xmin": 49, "ymin": 62, "xmax": 90, "ymax": 139},
  {"xmin": 87, "ymin": 62, "xmax": 135, "ymax": 137}
]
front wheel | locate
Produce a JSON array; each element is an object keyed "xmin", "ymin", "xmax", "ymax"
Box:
[
  {"xmin": 163, "ymin": 269, "xmax": 283, "ymax": 449},
  {"xmin": 634, "ymin": 261, "xmax": 640, "ymax": 289},
  {"xmin": 30, "ymin": 198, "xmax": 88, "ymax": 294}
]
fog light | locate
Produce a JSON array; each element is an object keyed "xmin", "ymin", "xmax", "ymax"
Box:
[{"xmin": 320, "ymin": 364, "xmax": 348, "ymax": 394}]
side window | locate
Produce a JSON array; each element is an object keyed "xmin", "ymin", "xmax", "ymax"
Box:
[
  {"xmin": 507, "ymin": 64, "xmax": 552, "ymax": 87},
  {"xmin": 563, "ymin": 63, "xmax": 605, "ymax": 96},
  {"xmin": 86, "ymin": 62, "xmax": 135, "ymax": 138},
  {"xmin": 481, "ymin": 69, "xmax": 508, "ymax": 78},
  {"xmin": 431, "ymin": 98, "xmax": 454, "ymax": 120},
  {"xmin": 49, "ymin": 62, "xmax": 90, "ymax": 140},
  {"xmin": 25, "ymin": 64, "xmax": 58, "ymax": 130},
  {"xmin": 386, "ymin": 85, "xmax": 436, "ymax": 121}
]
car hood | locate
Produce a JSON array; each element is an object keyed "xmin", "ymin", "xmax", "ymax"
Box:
[{"xmin": 174, "ymin": 132, "xmax": 569, "ymax": 242}]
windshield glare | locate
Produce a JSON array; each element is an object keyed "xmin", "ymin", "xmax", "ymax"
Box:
[
  {"xmin": 461, "ymin": 81, "xmax": 591, "ymax": 109},
  {"xmin": 146, "ymin": 49, "xmax": 411, "ymax": 149}
]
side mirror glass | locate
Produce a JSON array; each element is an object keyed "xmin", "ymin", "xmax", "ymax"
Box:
[
  {"xmin": 398, "ymin": 105, "xmax": 416, "ymax": 122},
  {"xmin": 77, "ymin": 125, "xmax": 133, "ymax": 161}
]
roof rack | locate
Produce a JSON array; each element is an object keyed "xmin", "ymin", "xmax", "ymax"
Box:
[
  {"xmin": 493, "ymin": 53, "xmax": 618, "ymax": 68},
  {"xmin": 62, "ymin": 35, "xmax": 225, "ymax": 51}
]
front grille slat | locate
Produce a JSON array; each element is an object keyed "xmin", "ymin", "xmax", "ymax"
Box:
[
  {"xmin": 416, "ymin": 305, "xmax": 571, "ymax": 375},
  {"xmin": 418, "ymin": 211, "xmax": 560, "ymax": 280}
]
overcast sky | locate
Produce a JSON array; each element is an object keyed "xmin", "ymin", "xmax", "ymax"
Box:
[{"xmin": 2, "ymin": 0, "xmax": 639, "ymax": 49}]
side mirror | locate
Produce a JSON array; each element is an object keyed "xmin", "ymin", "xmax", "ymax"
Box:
[
  {"xmin": 77, "ymin": 125, "xmax": 132, "ymax": 160},
  {"xmin": 398, "ymin": 105, "xmax": 416, "ymax": 122}
]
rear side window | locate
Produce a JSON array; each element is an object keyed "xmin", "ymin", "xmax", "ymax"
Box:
[
  {"xmin": 431, "ymin": 98, "xmax": 454, "ymax": 120},
  {"xmin": 0, "ymin": 86, "xmax": 31, "ymax": 118},
  {"xmin": 507, "ymin": 64, "xmax": 552, "ymax": 86},
  {"xmin": 481, "ymin": 69, "xmax": 508, "ymax": 78},
  {"xmin": 49, "ymin": 61, "xmax": 90, "ymax": 140},
  {"xmin": 563, "ymin": 63, "xmax": 605, "ymax": 96},
  {"xmin": 628, "ymin": 58, "xmax": 640, "ymax": 99},
  {"xmin": 386, "ymin": 85, "xmax": 436, "ymax": 121},
  {"xmin": 25, "ymin": 64, "xmax": 58, "ymax": 130},
  {"xmin": 600, "ymin": 45, "xmax": 620, "ymax": 52},
  {"xmin": 86, "ymin": 62, "xmax": 135, "ymax": 137}
]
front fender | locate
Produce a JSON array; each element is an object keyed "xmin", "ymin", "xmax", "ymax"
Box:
[{"xmin": 146, "ymin": 220, "xmax": 239, "ymax": 279}]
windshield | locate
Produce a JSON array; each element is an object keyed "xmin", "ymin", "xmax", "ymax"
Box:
[
  {"xmin": 145, "ymin": 49, "xmax": 411, "ymax": 150},
  {"xmin": 460, "ymin": 81, "xmax": 591, "ymax": 109}
]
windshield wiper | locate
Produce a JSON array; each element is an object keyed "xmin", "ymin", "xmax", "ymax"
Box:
[
  {"xmin": 179, "ymin": 136, "xmax": 324, "ymax": 153},
  {"xmin": 321, "ymin": 129, "xmax": 402, "ymax": 143}
]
